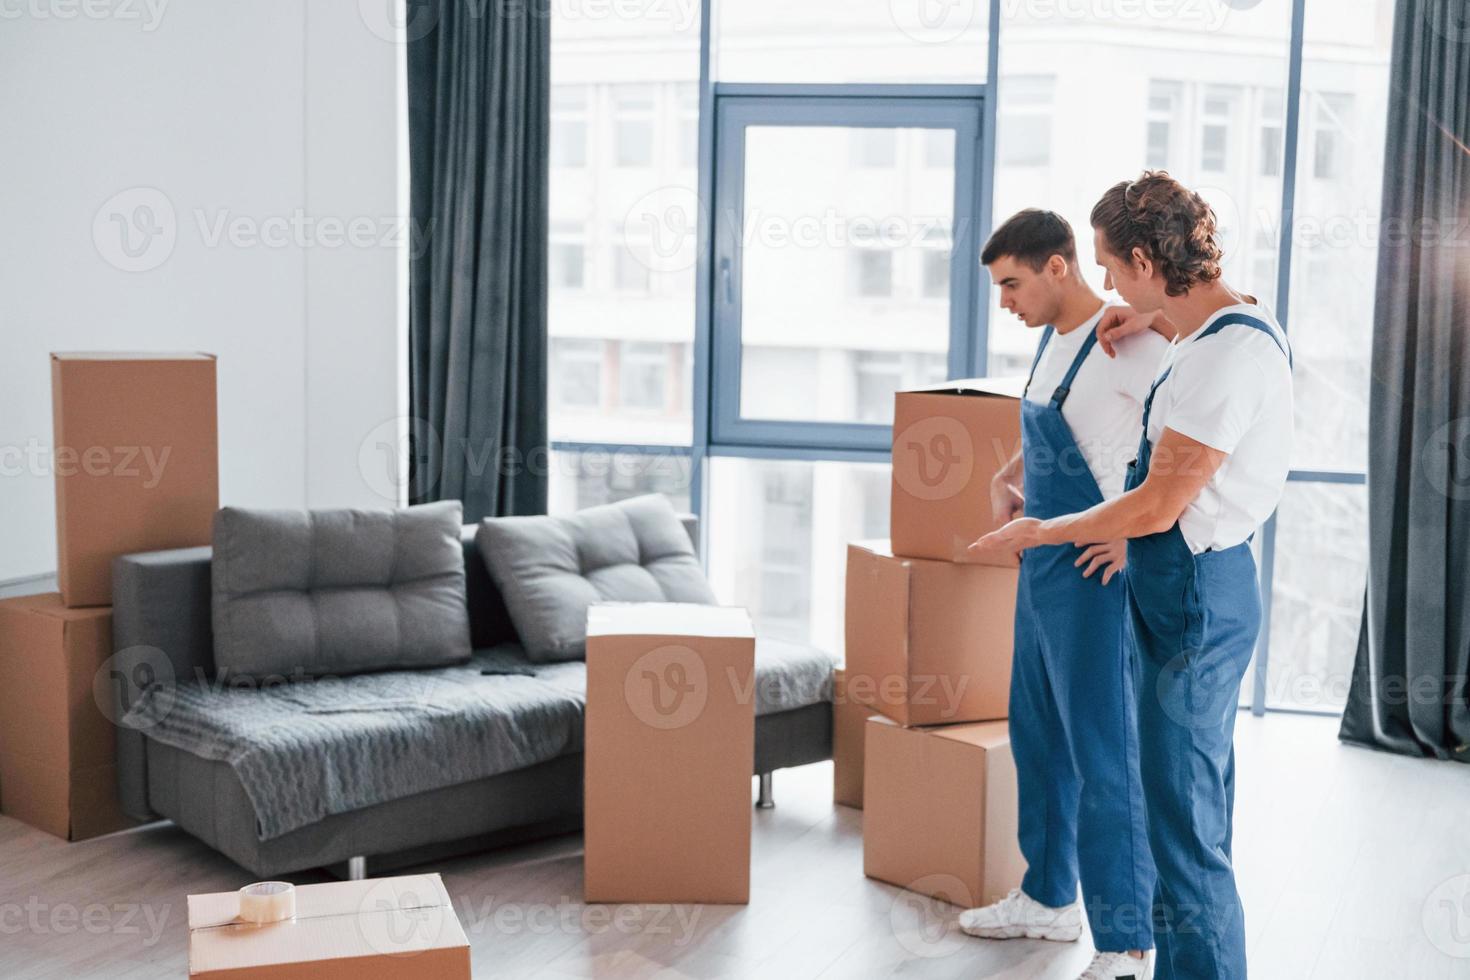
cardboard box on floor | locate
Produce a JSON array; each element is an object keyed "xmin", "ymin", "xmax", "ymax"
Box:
[
  {"xmin": 844, "ymin": 541, "xmax": 1015, "ymax": 728},
  {"xmin": 862, "ymin": 717, "xmax": 1025, "ymax": 909},
  {"xmin": 0, "ymin": 594, "xmax": 137, "ymax": 841},
  {"xmin": 52, "ymin": 352, "xmax": 218, "ymax": 608},
  {"xmin": 584, "ymin": 602, "xmax": 756, "ymax": 904},
  {"xmin": 188, "ymin": 873, "xmax": 470, "ymax": 979},
  {"xmin": 832, "ymin": 667, "xmax": 870, "ymax": 809},
  {"xmin": 890, "ymin": 378, "xmax": 1024, "ymax": 566}
]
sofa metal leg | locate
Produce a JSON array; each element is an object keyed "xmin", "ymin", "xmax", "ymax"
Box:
[
  {"xmin": 756, "ymin": 772, "xmax": 775, "ymax": 809},
  {"xmin": 347, "ymin": 856, "xmax": 367, "ymax": 881}
]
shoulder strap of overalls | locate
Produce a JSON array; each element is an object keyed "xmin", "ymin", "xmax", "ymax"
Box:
[
  {"xmin": 1021, "ymin": 326, "xmax": 1055, "ymax": 399},
  {"xmin": 1049, "ymin": 328, "xmax": 1099, "ymax": 410},
  {"xmin": 1196, "ymin": 311, "xmax": 1293, "ymax": 368}
]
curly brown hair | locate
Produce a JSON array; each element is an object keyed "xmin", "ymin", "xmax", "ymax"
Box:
[{"xmin": 1090, "ymin": 171, "xmax": 1223, "ymax": 297}]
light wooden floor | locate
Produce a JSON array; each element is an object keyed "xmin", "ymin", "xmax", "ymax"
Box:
[{"xmin": 1, "ymin": 713, "xmax": 1466, "ymax": 979}]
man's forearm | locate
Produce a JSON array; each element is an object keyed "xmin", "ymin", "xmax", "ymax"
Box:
[{"xmin": 1035, "ymin": 486, "xmax": 1173, "ymax": 546}]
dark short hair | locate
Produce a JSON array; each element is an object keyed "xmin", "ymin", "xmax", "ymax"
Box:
[
  {"xmin": 1090, "ymin": 171, "xmax": 1222, "ymax": 297},
  {"xmin": 981, "ymin": 208, "xmax": 1077, "ymax": 271}
]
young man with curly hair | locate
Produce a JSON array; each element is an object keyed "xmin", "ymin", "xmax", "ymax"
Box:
[{"xmin": 974, "ymin": 172, "xmax": 1294, "ymax": 980}]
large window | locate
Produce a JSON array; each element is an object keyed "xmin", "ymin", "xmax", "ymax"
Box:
[{"xmin": 547, "ymin": 0, "xmax": 1392, "ymax": 712}]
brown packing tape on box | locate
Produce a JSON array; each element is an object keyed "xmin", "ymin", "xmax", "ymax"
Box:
[
  {"xmin": 832, "ymin": 668, "xmax": 869, "ymax": 809},
  {"xmin": 188, "ymin": 873, "xmax": 470, "ymax": 979},
  {"xmin": 843, "ymin": 541, "xmax": 1015, "ymax": 727},
  {"xmin": 862, "ymin": 717, "xmax": 1025, "ymax": 910},
  {"xmin": 584, "ymin": 603, "xmax": 755, "ymax": 905},
  {"xmin": 0, "ymin": 594, "xmax": 138, "ymax": 840},
  {"xmin": 52, "ymin": 352, "xmax": 219, "ymax": 608},
  {"xmin": 890, "ymin": 377, "xmax": 1023, "ymax": 566}
]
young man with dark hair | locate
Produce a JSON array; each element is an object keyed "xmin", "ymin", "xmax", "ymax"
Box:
[{"xmin": 960, "ymin": 208, "xmax": 1167, "ymax": 980}]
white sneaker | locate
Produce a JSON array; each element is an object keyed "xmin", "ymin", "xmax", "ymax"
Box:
[
  {"xmin": 1077, "ymin": 950, "xmax": 1154, "ymax": 980},
  {"xmin": 957, "ymin": 888, "xmax": 1083, "ymax": 941}
]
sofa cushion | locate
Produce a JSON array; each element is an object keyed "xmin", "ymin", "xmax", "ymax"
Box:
[
  {"xmin": 476, "ymin": 494, "xmax": 716, "ymax": 662},
  {"xmin": 211, "ymin": 501, "xmax": 471, "ymax": 679}
]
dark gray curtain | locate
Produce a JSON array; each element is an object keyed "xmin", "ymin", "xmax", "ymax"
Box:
[
  {"xmin": 406, "ymin": 0, "xmax": 549, "ymax": 521},
  {"xmin": 1339, "ymin": 0, "xmax": 1470, "ymax": 760}
]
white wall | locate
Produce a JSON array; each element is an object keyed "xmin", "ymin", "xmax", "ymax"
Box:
[{"xmin": 0, "ymin": 1, "xmax": 404, "ymax": 582}]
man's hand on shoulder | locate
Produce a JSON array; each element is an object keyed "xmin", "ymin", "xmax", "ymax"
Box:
[{"xmin": 1097, "ymin": 306, "xmax": 1177, "ymax": 357}]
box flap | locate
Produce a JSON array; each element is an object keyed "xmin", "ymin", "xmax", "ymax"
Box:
[
  {"xmin": 52, "ymin": 351, "xmax": 215, "ymax": 361},
  {"xmin": 901, "ymin": 376, "xmax": 1025, "ymax": 399},
  {"xmin": 0, "ymin": 593, "xmax": 111, "ymax": 623},
  {"xmin": 586, "ymin": 602, "xmax": 754, "ymax": 639},
  {"xmin": 188, "ymin": 874, "xmax": 452, "ymax": 931},
  {"xmin": 927, "ymin": 720, "xmax": 1011, "ymax": 750}
]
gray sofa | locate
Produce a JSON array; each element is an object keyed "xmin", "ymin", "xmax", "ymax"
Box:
[{"xmin": 110, "ymin": 514, "xmax": 834, "ymax": 879}]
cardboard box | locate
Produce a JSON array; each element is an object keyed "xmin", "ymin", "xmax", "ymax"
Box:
[
  {"xmin": 0, "ymin": 594, "xmax": 137, "ymax": 840},
  {"xmin": 832, "ymin": 667, "xmax": 869, "ymax": 809},
  {"xmin": 52, "ymin": 352, "xmax": 218, "ymax": 607},
  {"xmin": 890, "ymin": 377, "xmax": 1023, "ymax": 565},
  {"xmin": 584, "ymin": 602, "xmax": 755, "ymax": 904},
  {"xmin": 844, "ymin": 541, "xmax": 1015, "ymax": 727},
  {"xmin": 862, "ymin": 717, "xmax": 1025, "ymax": 909},
  {"xmin": 188, "ymin": 873, "xmax": 470, "ymax": 979}
]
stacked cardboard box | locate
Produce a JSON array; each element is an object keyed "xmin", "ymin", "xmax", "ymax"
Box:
[
  {"xmin": 848, "ymin": 379, "xmax": 1027, "ymax": 904},
  {"xmin": 0, "ymin": 353, "xmax": 217, "ymax": 840}
]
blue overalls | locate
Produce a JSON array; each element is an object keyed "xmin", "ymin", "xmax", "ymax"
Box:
[
  {"xmin": 1124, "ymin": 313, "xmax": 1291, "ymax": 979},
  {"xmin": 1011, "ymin": 325, "xmax": 1156, "ymax": 953}
]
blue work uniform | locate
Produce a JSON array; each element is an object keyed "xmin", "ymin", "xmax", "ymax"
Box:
[
  {"xmin": 1011, "ymin": 325, "xmax": 1157, "ymax": 953},
  {"xmin": 1123, "ymin": 312, "xmax": 1292, "ymax": 979}
]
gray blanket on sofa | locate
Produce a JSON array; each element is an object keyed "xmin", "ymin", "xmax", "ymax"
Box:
[{"xmin": 124, "ymin": 640, "xmax": 831, "ymax": 841}]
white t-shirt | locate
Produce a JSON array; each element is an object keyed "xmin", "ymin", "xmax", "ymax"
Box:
[
  {"xmin": 1145, "ymin": 303, "xmax": 1295, "ymax": 553},
  {"xmin": 1024, "ymin": 303, "xmax": 1171, "ymax": 502}
]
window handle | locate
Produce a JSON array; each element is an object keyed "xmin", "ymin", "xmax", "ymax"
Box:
[{"xmin": 720, "ymin": 256, "xmax": 733, "ymax": 304}]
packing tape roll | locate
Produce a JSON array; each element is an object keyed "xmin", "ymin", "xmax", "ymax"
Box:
[{"xmin": 238, "ymin": 882, "xmax": 296, "ymax": 924}]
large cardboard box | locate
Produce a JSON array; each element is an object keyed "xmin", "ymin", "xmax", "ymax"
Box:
[
  {"xmin": 0, "ymin": 594, "xmax": 137, "ymax": 840},
  {"xmin": 863, "ymin": 718, "xmax": 1025, "ymax": 909},
  {"xmin": 844, "ymin": 541, "xmax": 1015, "ymax": 727},
  {"xmin": 584, "ymin": 602, "xmax": 755, "ymax": 904},
  {"xmin": 832, "ymin": 667, "xmax": 870, "ymax": 809},
  {"xmin": 890, "ymin": 378, "xmax": 1023, "ymax": 565},
  {"xmin": 188, "ymin": 873, "xmax": 470, "ymax": 979},
  {"xmin": 52, "ymin": 352, "xmax": 218, "ymax": 607}
]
